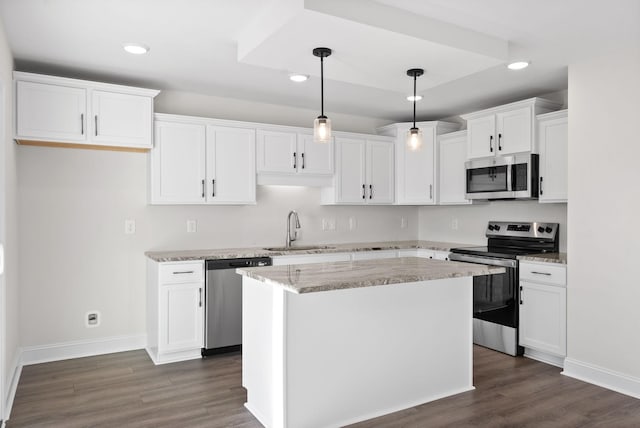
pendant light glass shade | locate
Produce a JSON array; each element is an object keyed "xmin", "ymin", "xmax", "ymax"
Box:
[
  {"xmin": 313, "ymin": 47, "xmax": 332, "ymax": 143},
  {"xmin": 314, "ymin": 116, "xmax": 332, "ymax": 143},
  {"xmin": 406, "ymin": 68, "xmax": 424, "ymax": 151},
  {"xmin": 407, "ymin": 127, "xmax": 423, "ymax": 151}
]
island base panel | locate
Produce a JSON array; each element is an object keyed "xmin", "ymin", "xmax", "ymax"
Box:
[{"xmin": 242, "ymin": 277, "xmax": 473, "ymax": 428}]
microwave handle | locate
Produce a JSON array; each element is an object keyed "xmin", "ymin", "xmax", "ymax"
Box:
[{"xmin": 506, "ymin": 163, "xmax": 513, "ymax": 191}]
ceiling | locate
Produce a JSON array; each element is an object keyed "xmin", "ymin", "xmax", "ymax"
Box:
[{"xmin": 1, "ymin": 0, "xmax": 638, "ymax": 122}]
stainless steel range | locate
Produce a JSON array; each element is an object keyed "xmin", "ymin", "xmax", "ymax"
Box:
[{"xmin": 449, "ymin": 221, "xmax": 559, "ymax": 356}]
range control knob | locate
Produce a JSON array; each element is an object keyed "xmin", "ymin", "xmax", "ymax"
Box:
[
  {"xmin": 538, "ymin": 226, "xmax": 545, "ymax": 233},
  {"xmin": 488, "ymin": 225, "xmax": 495, "ymax": 231},
  {"xmin": 545, "ymin": 226, "xmax": 553, "ymax": 233},
  {"xmin": 494, "ymin": 225, "xmax": 501, "ymax": 231}
]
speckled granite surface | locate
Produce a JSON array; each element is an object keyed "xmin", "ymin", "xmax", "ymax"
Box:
[
  {"xmin": 145, "ymin": 240, "xmax": 473, "ymax": 262},
  {"xmin": 518, "ymin": 253, "xmax": 567, "ymax": 264},
  {"xmin": 236, "ymin": 257, "xmax": 504, "ymax": 294}
]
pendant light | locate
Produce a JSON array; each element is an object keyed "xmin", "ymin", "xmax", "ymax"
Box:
[
  {"xmin": 406, "ymin": 68, "xmax": 424, "ymax": 151},
  {"xmin": 313, "ymin": 47, "xmax": 332, "ymax": 143}
]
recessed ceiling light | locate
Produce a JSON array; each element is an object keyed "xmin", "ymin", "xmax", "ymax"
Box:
[
  {"xmin": 407, "ymin": 95, "xmax": 423, "ymax": 102},
  {"xmin": 507, "ymin": 61, "xmax": 530, "ymax": 70},
  {"xmin": 123, "ymin": 43, "xmax": 149, "ymax": 55},
  {"xmin": 289, "ymin": 73, "xmax": 309, "ymax": 82}
]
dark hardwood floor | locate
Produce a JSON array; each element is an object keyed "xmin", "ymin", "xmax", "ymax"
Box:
[{"xmin": 7, "ymin": 346, "xmax": 640, "ymax": 427}]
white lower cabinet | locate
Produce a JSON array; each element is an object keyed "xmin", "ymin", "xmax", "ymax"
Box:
[
  {"xmin": 519, "ymin": 261, "xmax": 567, "ymax": 366},
  {"xmin": 272, "ymin": 253, "xmax": 351, "ymax": 266},
  {"xmin": 147, "ymin": 260, "xmax": 204, "ymax": 364}
]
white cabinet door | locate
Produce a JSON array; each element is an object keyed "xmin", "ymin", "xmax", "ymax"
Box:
[
  {"xmin": 519, "ymin": 281, "xmax": 567, "ymax": 356},
  {"xmin": 256, "ymin": 130, "xmax": 297, "ymax": 173},
  {"xmin": 151, "ymin": 121, "xmax": 206, "ymax": 204},
  {"xmin": 206, "ymin": 126, "xmax": 256, "ymax": 204},
  {"xmin": 496, "ymin": 106, "xmax": 532, "ymax": 155},
  {"xmin": 159, "ymin": 282, "xmax": 204, "ymax": 353},
  {"xmin": 396, "ymin": 127, "xmax": 435, "ymax": 204},
  {"xmin": 298, "ymin": 133, "xmax": 333, "ymax": 175},
  {"xmin": 366, "ymin": 140, "xmax": 394, "ymax": 204},
  {"xmin": 91, "ymin": 90, "xmax": 153, "ymax": 148},
  {"xmin": 438, "ymin": 132, "xmax": 471, "ymax": 205},
  {"xmin": 538, "ymin": 112, "xmax": 568, "ymax": 203},
  {"xmin": 335, "ymin": 138, "xmax": 366, "ymax": 203},
  {"xmin": 16, "ymin": 80, "xmax": 87, "ymax": 142},
  {"xmin": 433, "ymin": 251, "xmax": 450, "ymax": 261},
  {"xmin": 467, "ymin": 115, "xmax": 495, "ymax": 159}
]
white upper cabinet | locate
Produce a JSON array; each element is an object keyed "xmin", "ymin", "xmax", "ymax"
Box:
[
  {"xmin": 378, "ymin": 121, "xmax": 459, "ymax": 205},
  {"xmin": 150, "ymin": 114, "xmax": 256, "ymax": 205},
  {"xmin": 151, "ymin": 120, "xmax": 207, "ymax": 204},
  {"xmin": 537, "ymin": 110, "xmax": 568, "ymax": 203},
  {"xmin": 461, "ymin": 98, "xmax": 561, "ymax": 160},
  {"xmin": 322, "ymin": 136, "xmax": 393, "ymax": 205},
  {"xmin": 256, "ymin": 129, "xmax": 333, "ymax": 185},
  {"xmin": 206, "ymin": 125, "xmax": 256, "ymax": 204},
  {"xmin": 16, "ymin": 80, "xmax": 87, "ymax": 143},
  {"xmin": 437, "ymin": 130, "xmax": 472, "ymax": 205},
  {"xmin": 14, "ymin": 72, "xmax": 159, "ymax": 150},
  {"xmin": 91, "ymin": 90, "xmax": 153, "ymax": 148}
]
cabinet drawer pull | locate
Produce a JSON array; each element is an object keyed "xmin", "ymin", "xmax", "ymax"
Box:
[
  {"xmin": 489, "ymin": 135, "xmax": 493, "ymax": 152},
  {"xmin": 293, "ymin": 152, "xmax": 297, "ymax": 169},
  {"xmin": 80, "ymin": 114, "xmax": 84, "ymax": 135},
  {"xmin": 212, "ymin": 179, "xmax": 215, "ymax": 197},
  {"xmin": 301, "ymin": 152, "xmax": 305, "ymax": 169},
  {"xmin": 369, "ymin": 184, "xmax": 373, "ymax": 199},
  {"xmin": 531, "ymin": 271, "xmax": 551, "ymax": 276},
  {"xmin": 172, "ymin": 270, "xmax": 195, "ymax": 275},
  {"xmin": 94, "ymin": 115, "xmax": 98, "ymax": 136},
  {"xmin": 498, "ymin": 133, "xmax": 503, "ymax": 151},
  {"xmin": 362, "ymin": 184, "xmax": 366, "ymax": 199}
]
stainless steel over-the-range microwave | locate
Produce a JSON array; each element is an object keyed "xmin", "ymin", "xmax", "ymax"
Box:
[{"xmin": 465, "ymin": 153, "xmax": 539, "ymax": 200}]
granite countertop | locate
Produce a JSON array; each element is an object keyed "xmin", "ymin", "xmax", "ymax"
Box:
[
  {"xmin": 236, "ymin": 257, "xmax": 505, "ymax": 294},
  {"xmin": 144, "ymin": 240, "xmax": 474, "ymax": 262},
  {"xmin": 517, "ymin": 253, "xmax": 567, "ymax": 265}
]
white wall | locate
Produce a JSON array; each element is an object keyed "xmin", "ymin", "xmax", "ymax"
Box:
[
  {"xmin": 0, "ymin": 17, "xmax": 16, "ymax": 421},
  {"xmin": 418, "ymin": 202, "xmax": 568, "ymax": 251},
  {"xmin": 565, "ymin": 49, "xmax": 640, "ymax": 385},
  {"xmin": 17, "ymin": 92, "xmax": 415, "ymax": 348}
]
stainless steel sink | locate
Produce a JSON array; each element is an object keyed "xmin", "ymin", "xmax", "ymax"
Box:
[{"xmin": 264, "ymin": 245, "xmax": 336, "ymax": 252}]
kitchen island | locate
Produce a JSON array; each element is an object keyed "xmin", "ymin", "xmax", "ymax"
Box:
[{"xmin": 237, "ymin": 257, "xmax": 503, "ymax": 428}]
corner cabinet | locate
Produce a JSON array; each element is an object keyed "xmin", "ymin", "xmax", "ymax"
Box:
[
  {"xmin": 14, "ymin": 71, "xmax": 159, "ymax": 150},
  {"xmin": 322, "ymin": 136, "xmax": 394, "ymax": 204},
  {"xmin": 377, "ymin": 121, "xmax": 459, "ymax": 205},
  {"xmin": 519, "ymin": 261, "xmax": 567, "ymax": 367},
  {"xmin": 461, "ymin": 98, "xmax": 562, "ymax": 159},
  {"xmin": 150, "ymin": 114, "xmax": 256, "ymax": 205},
  {"xmin": 146, "ymin": 260, "xmax": 204, "ymax": 365},
  {"xmin": 537, "ymin": 110, "xmax": 568, "ymax": 203},
  {"xmin": 437, "ymin": 130, "xmax": 472, "ymax": 205}
]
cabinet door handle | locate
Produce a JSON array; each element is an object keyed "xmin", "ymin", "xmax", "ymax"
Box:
[
  {"xmin": 301, "ymin": 152, "xmax": 305, "ymax": 169},
  {"xmin": 540, "ymin": 176, "xmax": 544, "ymax": 195},
  {"xmin": 429, "ymin": 184, "xmax": 433, "ymax": 200},
  {"xmin": 293, "ymin": 152, "xmax": 297, "ymax": 169},
  {"xmin": 94, "ymin": 115, "xmax": 98, "ymax": 136},
  {"xmin": 212, "ymin": 179, "xmax": 215, "ymax": 197},
  {"xmin": 172, "ymin": 270, "xmax": 194, "ymax": 275},
  {"xmin": 531, "ymin": 271, "xmax": 552, "ymax": 276},
  {"xmin": 201, "ymin": 179, "xmax": 205, "ymax": 198},
  {"xmin": 489, "ymin": 135, "xmax": 493, "ymax": 153},
  {"xmin": 519, "ymin": 285, "xmax": 523, "ymax": 304},
  {"xmin": 369, "ymin": 184, "xmax": 373, "ymax": 199},
  {"xmin": 362, "ymin": 184, "xmax": 366, "ymax": 199},
  {"xmin": 80, "ymin": 114, "xmax": 84, "ymax": 135},
  {"xmin": 199, "ymin": 288, "xmax": 203, "ymax": 307},
  {"xmin": 498, "ymin": 133, "xmax": 503, "ymax": 151}
]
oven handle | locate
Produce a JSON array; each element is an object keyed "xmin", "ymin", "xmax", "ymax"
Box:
[{"xmin": 449, "ymin": 253, "xmax": 517, "ymax": 268}]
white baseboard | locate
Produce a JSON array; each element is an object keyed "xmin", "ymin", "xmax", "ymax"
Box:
[
  {"xmin": 563, "ymin": 358, "xmax": 640, "ymax": 399},
  {"xmin": 20, "ymin": 334, "xmax": 147, "ymax": 366},
  {"xmin": 4, "ymin": 352, "xmax": 22, "ymax": 423},
  {"xmin": 524, "ymin": 348, "xmax": 565, "ymax": 368}
]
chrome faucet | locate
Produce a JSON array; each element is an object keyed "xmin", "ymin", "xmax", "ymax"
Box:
[{"xmin": 286, "ymin": 210, "xmax": 301, "ymax": 248}]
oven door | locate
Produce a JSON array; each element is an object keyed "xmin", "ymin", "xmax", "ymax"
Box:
[{"xmin": 448, "ymin": 253, "xmax": 518, "ymax": 327}]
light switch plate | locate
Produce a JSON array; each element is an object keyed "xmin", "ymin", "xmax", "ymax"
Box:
[
  {"xmin": 124, "ymin": 219, "xmax": 136, "ymax": 235},
  {"xmin": 349, "ymin": 217, "xmax": 357, "ymax": 231},
  {"xmin": 187, "ymin": 220, "xmax": 197, "ymax": 233},
  {"xmin": 400, "ymin": 217, "xmax": 408, "ymax": 229}
]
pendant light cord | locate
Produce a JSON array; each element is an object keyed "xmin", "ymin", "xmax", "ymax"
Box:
[
  {"xmin": 413, "ymin": 74, "xmax": 417, "ymax": 128},
  {"xmin": 320, "ymin": 56, "xmax": 324, "ymax": 117}
]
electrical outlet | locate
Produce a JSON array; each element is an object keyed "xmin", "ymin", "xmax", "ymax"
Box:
[
  {"xmin": 349, "ymin": 217, "xmax": 357, "ymax": 231},
  {"xmin": 322, "ymin": 218, "xmax": 336, "ymax": 231},
  {"xmin": 400, "ymin": 217, "xmax": 408, "ymax": 229},
  {"xmin": 124, "ymin": 219, "xmax": 136, "ymax": 235},
  {"xmin": 451, "ymin": 219, "xmax": 459, "ymax": 230},
  {"xmin": 86, "ymin": 311, "xmax": 100, "ymax": 328},
  {"xmin": 187, "ymin": 220, "xmax": 197, "ymax": 233}
]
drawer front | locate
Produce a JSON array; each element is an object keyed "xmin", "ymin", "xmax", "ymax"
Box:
[
  {"xmin": 520, "ymin": 262, "xmax": 566, "ymax": 286},
  {"xmin": 159, "ymin": 261, "xmax": 204, "ymax": 284}
]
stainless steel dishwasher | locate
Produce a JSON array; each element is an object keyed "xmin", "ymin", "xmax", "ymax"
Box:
[{"xmin": 203, "ymin": 257, "xmax": 272, "ymax": 356}]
